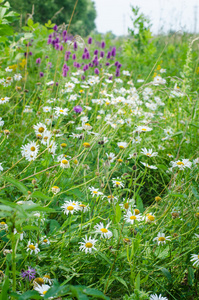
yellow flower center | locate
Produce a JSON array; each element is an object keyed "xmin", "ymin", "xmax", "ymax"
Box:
[
  {"xmin": 28, "ymin": 245, "xmax": 35, "ymax": 250},
  {"xmin": 155, "ymin": 196, "xmax": 161, "ymax": 202},
  {"xmin": 7, "ymin": 77, "xmax": 12, "ymax": 80},
  {"xmin": 146, "ymin": 153, "xmax": 151, "ymax": 156},
  {"xmin": 59, "ymin": 109, "xmax": 64, "ymax": 112},
  {"xmin": 30, "ymin": 146, "xmax": 36, "ymax": 151},
  {"xmin": 115, "ymin": 181, "xmax": 121, "ymax": 186},
  {"xmin": 67, "ymin": 206, "xmax": 74, "ymax": 211},
  {"xmin": 130, "ymin": 216, "xmax": 136, "ymax": 220},
  {"xmin": 124, "ymin": 203, "xmax": 129, "ymax": 209},
  {"xmin": 85, "ymin": 123, "xmax": 91, "ymax": 126},
  {"xmin": 83, "ymin": 142, "xmax": 90, "ymax": 148},
  {"xmin": 34, "ymin": 278, "xmax": 44, "ymax": 285},
  {"xmin": 93, "ymin": 191, "xmax": 98, "ymax": 194},
  {"xmin": 176, "ymin": 161, "xmax": 184, "ymax": 166},
  {"xmin": 119, "ymin": 145, "xmax": 124, "ymax": 149},
  {"xmin": 73, "ymin": 159, "xmax": 78, "ymax": 164},
  {"xmin": 147, "ymin": 215, "xmax": 155, "ymax": 221},
  {"xmin": 79, "ymin": 204, "xmax": 86, "ymax": 208},
  {"xmin": 100, "ymin": 228, "xmax": 108, "ymax": 233},
  {"xmin": 117, "ymin": 159, "xmax": 123, "ymax": 163},
  {"xmin": 134, "ymin": 209, "xmax": 140, "ymax": 215},
  {"xmin": 43, "ymin": 239, "xmax": 48, "ymax": 243},
  {"xmin": 52, "ymin": 186, "xmax": 59, "ymax": 189},
  {"xmin": 158, "ymin": 237, "xmax": 165, "ymax": 242},
  {"xmin": 1, "ymin": 98, "xmax": 5, "ymax": 101},
  {"xmin": 44, "ymin": 275, "xmax": 51, "ymax": 279},
  {"xmin": 108, "ymin": 195, "xmax": 113, "ymax": 199},
  {"xmin": 38, "ymin": 127, "xmax": 44, "ymax": 133},
  {"xmin": 43, "ymin": 291, "xmax": 47, "ymax": 295},
  {"xmin": 61, "ymin": 143, "xmax": 67, "ymax": 147},
  {"xmin": 62, "ymin": 159, "xmax": 68, "ymax": 164},
  {"xmin": 85, "ymin": 242, "xmax": 93, "ymax": 248},
  {"xmin": 0, "ymin": 222, "xmax": 6, "ymax": 225},
  {"xmin": 142, "ymin": 128, "xmax": 147, "ymax": 131}
]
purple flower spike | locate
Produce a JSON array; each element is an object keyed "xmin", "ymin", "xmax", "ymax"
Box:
[
  {"xmin": 101, "ymin": 41, "xmax": 106, "ymax": 49},
  {"xmin": 36, "ymin": 58, "xmax": 41, "ymax": 64},
  {"xmin": 84, "ymin": 47, "xmax": 88, "ymax": 53},
  {"xmin": 81, "ymin": 75, "xmax": 85, "ymax": 80},
  {"xmin": 73, "ymin": 105, "xmax": 83, "ymax": 113},
  {"xmin": 53, "ymin": 24, "xmax": 58, "ymax": 31},
  {"xmin": 94, "ymin": 68, "xmax": 99, "ymax": 75},
  {"xmin": 106, "ymin": 52, "xmax": 111, "ymax": 59},
  {"xmin": 63, "ymin": 30, "xmax": 67, "ymax": 37},
  {"xmin": 72, "ymin": 54, "xmax": 76, "ymax": 60},
  {"xmin": 100, "ymin": 51, "xmax": 104, "ymax": 58},
  {"xmin": 29, "ymin": 52, "xmax": 32, "ymax": 56},
  {"xmin": 40, "ymin": 72, "xmax": 44, "ymax": 77},
  {"xmin": 114, "ymin": 61, "xmax": 119, "ymax": 67},
  {"xmin": 21, "ymin": 267, "xmax": 36, "ymax": 281},
  {"xmin": 74, "ymin": 41, "xmax": 78, "ymax": 51},
  {"xmin": 86, "ymin": 52, "xmax": 90, "ymax": 59},
  {"xmin": 105, "ymin": 62, "xmax": 110, "ymax": 66},
  {"xmin": 62, "ymin": 69, "xmax": 67, "ymax": 77},
  {"xmin": 56, "ymin": 82, "xmax": 59, "ymax": 86},
  {"xmin": 88, "ymin": 37, "xmax": 92, "ymax": 44},
  {"xmin": 82, "ymin": 54, "xmax": 86, "ymax": 60},
  {"xmin": 59, "ymin": 45, "xmax": 63, "ymax": 51},
  {"xmin": 94, "ymin": 49, "xmax": 98, "ymax": 55},
  {"xmin": 111, "ymin": 47, "xmax": 116, "ymax": 57},
  {"xmin": 116, "ymin": 68, "xmax": 120, "ymax": 77}
]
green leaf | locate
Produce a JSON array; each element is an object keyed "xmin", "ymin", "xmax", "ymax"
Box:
[
  {"xmin": 188, "ymin": 267, "xmax": 195, "ymax": 286},
  {"xmin": 0, "ymin": 24, "xmax": 13, "ymax": 36},
  {"xmin": 3, "ymin": 176, "xmax": 28, "ymax": 195},
  {"xmin": 115, "ymin": 203, "xmax": 121, "ymax": 223},
  {"xmin": 160, "ymin": 267, "xmax": 172, "ymax": 283},
  {"xmin": 83, "ymin": 287, "xmax": 110, "ymax": 299},
  {"xmin": 134, "ymin": 272, "xmax": 140, "ymax": 290},
  {"xmin": 10, "ymin": 291, "xmax": 42, "ymax": 299},
  {"xmin": 31, "ymin": 191, "xmax": 52, "ymax": 201},
  {"xmin": 136, "ymin": 195, "xmax": 144, "ymax": 213},
  {"xmin": 0, "ymin": 262, "xmax": 9, "ymax": 300},
  {"xmin": 113, "ymin": 276, "xmax": 128, "ymax": 290},
  {"xmin": 27, "ymin": 18, "xmax": 33, "ymax": 27},
  {"xmin": 169, "ymin": 193, "xmax": 187, "ymax": 198},
  {"xmin": 49, "ymin": 219, "xmax": 60, "ymax": 233}
]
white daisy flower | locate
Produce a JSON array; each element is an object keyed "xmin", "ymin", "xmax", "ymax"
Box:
[
  {"xmin": 43, "ymin": 275, "xmax": 53, "ymax": 285},
  {"xmin": 5, "ymin": 67, "xmax": 13, "ymax": 72},
  {"xmin": 33, "ymin": 122, "xmax": 47, "ymax": 135},
  {"xmin": 60, "ymin": 158, "xmax": 70, "ymax": 168},
  {"xmin": 26, "ymin": 240, "xmax": 40, "ymax": 254},
  {"xmin": 141, "ymin": 148, "xmax": 158, "ymax": 157},
  {"xmin": 34, "ymin": 284, "xmax": 51, "ymax": 297},
  {"xmin": 94, "ymin": 222, "xmax": 113, "ymax": 239},
  {"xmin": 150, "ymin": 294, "xmax": 168, "ymax": 300},
  {"xmin": 41, "ymin": 236, "xmax": 50, "ymax": 245},
  {"xmin": 54, "ymin": 107, "xmax": 69, "ymax": 117},
  {"xmin": 14, "ymin": 74, "xmax": 22, "ymax": 81},
  {"xmin": 141, "ymin": 162, "xmax": 157, "ymax": 169},
  {"xmin": 79, "ymin": 236, "xmax": 97, "ymax": 254},
  {"xmin": 43, "ymin": 106, "xmax": 52, "ymax": 113},
  {"xmin": 0, "ymin": 97, "xmax": 10, "ymax": 104},
  {"xmin": 167, "ymin": 153, "xmax": 173, "ymax": 158},
  {"xmin": 0, "ymin": 163, "xmax": 3, "ymax": 172},
  {"xmin": 117, "ymin": 142, "xmax": 128, "ymax": 149},
  {"xmin": 106, "ymin": 152, "xmax": 116, "ymax": 163},
  {"xmin": 0, "ymin": 222, "xmax": 8, "ymax": 230},
  {"xmin": 0, "ymin": 117, "xmax": 4, "ymax": 126},
  {"xmin": 124, "ymin": 210, "xmax": 142, "ymax": 224},
  {"xmin": 158, "ymin": 145, "xmax": 165, "ymax": 150},
  {"xmin": 135, "ymin": 126, "xmax": 152, "ymax": 133},
  {"xmin": 78, "ymin": 203, "xmax": 90, "ymax": 212},
  {"xmin": 171, "ymin": 159, "xmax": 192, "ymax": 170},
  {"xmin": 13, "ymin": 228, "xmax": 23, "ymax": 240},
  {"xmin": 132, "ymin": 136, "xmax": 142, "ymax": 144},
  {"xmin": 51, "ymin": 186, "xmax": 60, "ymax": 194},
  {"xmin": 112, "ymin": 178, "xmax": 124, "ymax": 188},
  {"xmin": 21, "ymin": 141, "xmax": 39, "ymax": 161},
  {"xmin": 153, "ymin": 232, "xmax": 171, "ymax": 245},
  {"xmin": 61, "ymin": 200, "xmax": 79, "ymax": 215},
  {"xmin": 190, "ymin": 254, "xmax": 199, "ymax": 267},
  {"xmin": 88, "ymin": 187, "xmax": 103, "ymax": 197}
]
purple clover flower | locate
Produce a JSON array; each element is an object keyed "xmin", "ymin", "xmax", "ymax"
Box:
[
  {"xmin": 21, "ymin": 267, "xmax": 36, "ymax": 281},
  {"xmin": 36, "ymin": 58, "xmax": 41, "ymax": 64},
  {"xmin": 73, "ymin": 105, "xmax": 83, "ymax": 113},
  {"xmin": 40, "ymin": 72, "xmax": 44, "ymax": 77}
]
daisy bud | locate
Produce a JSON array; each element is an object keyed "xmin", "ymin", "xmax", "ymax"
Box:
[
  {"xmin": 155, "ymin": 196, "xmax": 161, "ymax": 202},
  {"xmin": 4, "ymin": 129, "xmax": 10, "ymax": 136},
  {"xmin": 61, "ymin": 143, "xmax": 67, "ymax": 148}
]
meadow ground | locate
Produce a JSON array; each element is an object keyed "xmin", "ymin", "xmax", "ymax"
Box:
[{"xmin": 0, "ymin": 18, "xmax": 199, "ymax": 300}]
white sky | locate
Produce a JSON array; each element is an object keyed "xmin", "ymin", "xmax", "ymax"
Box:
[{"xmin": 93, "ymin": 0, "xmax": 199, "ymax": 35}]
